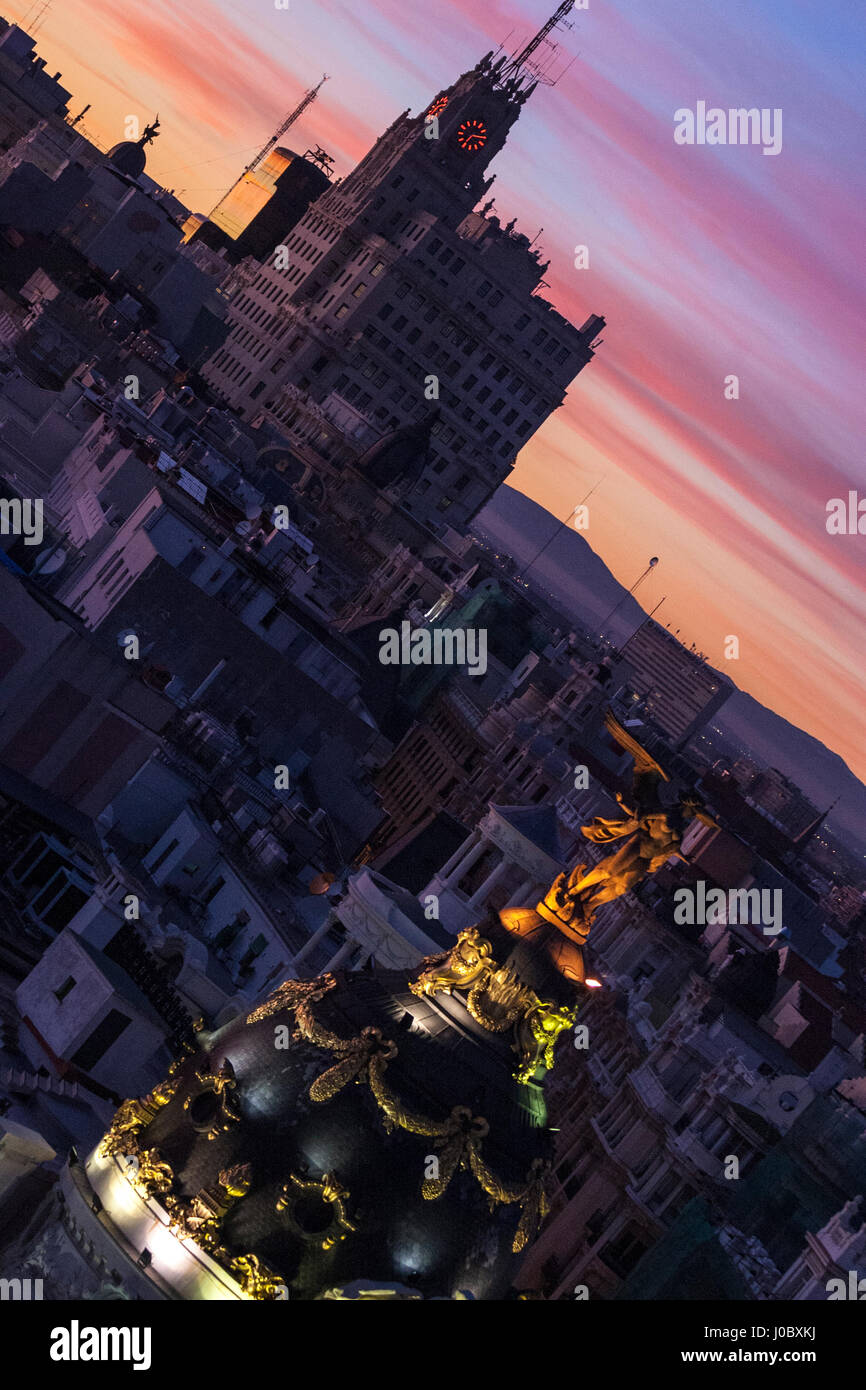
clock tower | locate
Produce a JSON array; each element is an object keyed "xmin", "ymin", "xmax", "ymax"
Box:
[{"xmin": 203, "ymin": 3, "xmax": 604, "ymax": 531}]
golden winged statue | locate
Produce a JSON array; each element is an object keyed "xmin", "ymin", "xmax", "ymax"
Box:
[{"xmin": 535, "ymin": 710, "xmax": 719, "ymax": 942}]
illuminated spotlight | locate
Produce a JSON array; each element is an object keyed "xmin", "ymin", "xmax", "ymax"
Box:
[{"xmin": 584, "ymin": 977, "xmax": 602, "ymax": 990}]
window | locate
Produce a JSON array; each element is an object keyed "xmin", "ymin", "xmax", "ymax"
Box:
[
  {"xmin": 599, "ymin": 1227, "xmax": 649, "ymax": 1279},
  {"xmin": 54, "ymin": 976, "xmax": 76, "ymax": 1003},
  {"xmin": 393, "ymin": 314, "xmax": 408, "ymax": 331},
  {"xmin": 493, "ymin": 365, "xmax": 508, "ymax": 382},
  {"xmin": 478, "ymin": 281, "xmax": 491, "ymax": 298},
  {"xmin": 149, "ymin": 836, "xmax": 179, "ymax": 874},
  {"xmin": 516, "ymin": 313, "xmax": 530, "ymax": 331},
  {"xmin": 391, "ymin": 175, "xmax": 404, "ymax": 188},
  {"xmin": 352, "ymin": 282, "xmax": 367, "ymax": 298},
  {"xmin": 377, "ymin": 303, "xmax": 395, "ymax": 321},
  {"xmin": 490, "ymin": 397, "xmax": 506, "ymax": 416},
  {"xmin": 480, "ymin": 353, "xmax": 494, "ymax": 371},
  {"xmin": 429, "ymin": 238, "xmax": 443, "ymax": 254},
  {"xmin": 438, "ymin": 248, "xmax": 453, "ymax": 265},
  {"xmin": 201, "ymin": 876, "xmax": 225, "ymax": 907},
  {"xmin": 450, "ymin": 257, "xmax": 465, "ymax": 274},
  {"xmin": 71, "ymin": 1009, "xmax": 132, "ymax": 1071},
  {"xmin": 463, "ymin": 374, "xmax": 478, "ymax": 390},
  {"xmin": 533, "ymin": 328, "xmax": 548, "ymax": 346},
  {"xmin": 476, "ymin": 386, "xmax": 491, "ymax": 403},
  {"xmin": 488, "ymin": 290, "xmax": 503, "ymax": 308},
  {"xmin": 504, "ymin": 408, "xmax": 518, "ymax": 425},
  {"xmin": 370, "ymin": 261, "xmax": 385, "ymax": 277},
  {"xmin": 407, "ymin": 327, "xmax": 421, "ymax": 344}
]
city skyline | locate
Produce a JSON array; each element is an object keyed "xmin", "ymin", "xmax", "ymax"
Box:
[{"xmin": 8, "ymin": 0, "xmax": 864, "ymax": 780}]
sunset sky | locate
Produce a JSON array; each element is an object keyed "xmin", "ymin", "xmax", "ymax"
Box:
[{"xmin": 6, "ymin": 0, "xmax": 865, "ymax": 779}]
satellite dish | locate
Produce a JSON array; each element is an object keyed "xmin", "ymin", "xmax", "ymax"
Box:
[{"xmin": 32, "ymin": 546, "xmax": 66, "ymax": 575}]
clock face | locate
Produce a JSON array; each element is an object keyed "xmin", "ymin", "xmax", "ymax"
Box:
[
  {"xmin": 456, "ymin": 118, "xmax": 487, "ymax": 152},
  {"xmin": 427, "ymin": 95, "xmax": 449, "ymax": 119}
]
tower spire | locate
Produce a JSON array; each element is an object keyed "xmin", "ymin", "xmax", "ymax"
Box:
[{"xmin": 500, "ymin": 1, "xmax": 577, "ymax": 83}]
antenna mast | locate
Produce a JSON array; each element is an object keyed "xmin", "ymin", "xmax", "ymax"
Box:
[
  {"xmin": 501, "ymin": 2, "xmax": 577, "ymax": 82},
  {"xmin": 209, "ymin": 73, "xmax": 329, "ymax": 219}
]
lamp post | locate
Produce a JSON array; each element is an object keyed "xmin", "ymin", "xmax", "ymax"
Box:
[{"xmin": 598, "ymin": 556, "xmax": 659, "ymax": 643}]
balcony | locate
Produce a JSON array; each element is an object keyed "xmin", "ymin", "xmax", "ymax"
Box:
[
  {"xmin": 629, "ymin": 1066, "xmax": 682, "ymax": 1126},
  {"xmin": 667, "ymin": 1129, "xmax": 723, "ymax": 1178}
]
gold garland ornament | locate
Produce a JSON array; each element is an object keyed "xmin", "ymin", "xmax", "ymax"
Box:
[
  {"xmin": 307, "ymin": 1025, "xmax": 398, "ymax": 1103},
  {"xmin": 245, "ymin": 974, "xmax": 336, "ymax": 1024}
]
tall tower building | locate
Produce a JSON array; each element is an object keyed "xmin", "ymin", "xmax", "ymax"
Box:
[
  {"xmin": 202, "ymin": 18, "xmax": 604, "ymax": 531},
  {"xmin": 620, "ymin": 620, "xmax": 734, "ymax": 746}
]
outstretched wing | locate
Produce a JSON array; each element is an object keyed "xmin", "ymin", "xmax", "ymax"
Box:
[{"xmin": 603, "ymin": 709, "xmax": 670, "ymax": 781}]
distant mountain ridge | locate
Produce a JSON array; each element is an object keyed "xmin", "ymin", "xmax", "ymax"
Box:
[{"xmin": 473, "ymin": 486, "xmax": 866, "ymax": 854}]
